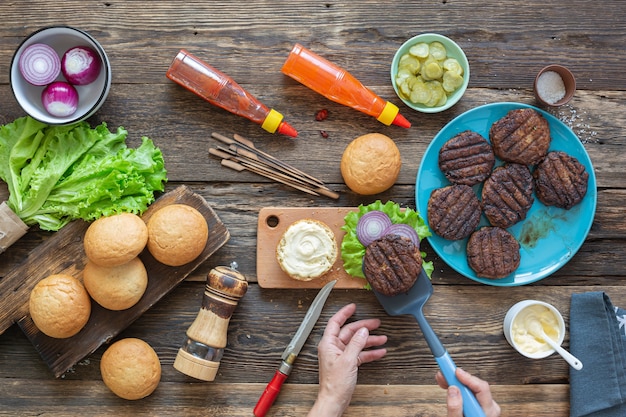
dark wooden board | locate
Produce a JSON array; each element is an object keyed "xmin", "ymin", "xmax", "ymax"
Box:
[
  {"xmin": 257, "ymin": 207, "xmax": 367, "ymax": 289},
  {"xmin": 0, "ymin": 185, "xmax": 229, "ymax": 377}
]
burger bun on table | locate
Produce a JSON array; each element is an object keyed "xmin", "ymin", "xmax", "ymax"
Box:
[{"xmin": 340, "ymin": 133, "xmax": 402, "ymax": 195}]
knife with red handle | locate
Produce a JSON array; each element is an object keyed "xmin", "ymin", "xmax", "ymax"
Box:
[{"xmin": 253, "ymin": 280, "xmax": 337, "ymax": 417}]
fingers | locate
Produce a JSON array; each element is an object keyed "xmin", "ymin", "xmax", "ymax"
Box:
[
  {"xmin": 436, "ymin": 369, "xmax": 501, "ymax": 417},
  {"xmin": 446, "ymin": 386, "xmax": 463, "ymax": 417},
  {"xmin": 323, "ymin": 303, "xmax": 357, "ymax": 337},
  {"xmin": 455, "ymin": 368, "xmax": 500, "ymax": 415},
  {"xmin": 337, "ymin": 318, "xmax": 382, "ymax": 344},
  {"xmin": 345, "ymin": 326, "xmax": 388, "ymax": 367},
  {"xmin": 435, "ymin": 370, "xmax": 448, "ymax": 389}
]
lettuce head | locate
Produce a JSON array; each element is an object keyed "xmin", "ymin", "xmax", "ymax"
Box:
[{"xmin": 0, "ymin": 116, "xmax": 167, "ymax": 231}]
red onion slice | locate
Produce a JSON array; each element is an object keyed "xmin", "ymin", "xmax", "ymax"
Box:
[
  {"xmin": 18, "ymin": 43, "xmax": 61, "ymax": 86},
  {"xmin": 41, "ymin": 81, "xmax": 79, "ymax": 117},
  {"xmin": 356, "ymin": 210, "xmax": 393, "ymax": 247},
  {"xmin": 383, "ymin": 223, "xmax": 420, "ymax": 248}
]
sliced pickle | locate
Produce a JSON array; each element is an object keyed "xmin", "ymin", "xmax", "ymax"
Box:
[
  {"xmin": 408, "ymin": 42, "xmax": 429, "ymax": 58},
  {"xmin": 443, "ymin": 58, "xmax": 463, "ymax": 75},
  {"xmin": 422, "ymin": 61, "xmax": 443, "ymax": 81},
  {"xmin": 443, "ymin": 71, "xmax": 464, "ymax": 93},
  {"xmin": 399, "ymin": 55, "xmax": 421, "ymax": 74},
  {"xmin": 429, "ymin": 42, "xmax": 447, "ymax": 61},
  {"xmin": 409, "ymin": 80, "xmax": 430, "ymax": 104}
]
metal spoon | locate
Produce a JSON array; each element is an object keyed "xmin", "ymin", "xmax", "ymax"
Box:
[{"xmin": 528, "ymin": 319, "xmax": 583, "ymax": 370}]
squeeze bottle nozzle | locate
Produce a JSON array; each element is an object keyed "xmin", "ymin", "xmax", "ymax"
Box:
[
  {"xmin": 281, "ymin": 43, "xmax": 410, "ymax": 128},
  {"xmin": 166, "ymin": 50, "xmax": 297, "ymax": 137}
]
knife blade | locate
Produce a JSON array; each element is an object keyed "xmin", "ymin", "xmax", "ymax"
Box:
[{"xmin": 253, "ymin": 280, "xmax": 337, "ymax": 417}]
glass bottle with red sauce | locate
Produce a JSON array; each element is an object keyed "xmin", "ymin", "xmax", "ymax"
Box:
[
  {"xmin": 167, "ymin": 50, "xmax": 297, "ymax": 137},
  {"xmin": 282, "ymin": 43, "xmax": 410, "ymax": 128}
]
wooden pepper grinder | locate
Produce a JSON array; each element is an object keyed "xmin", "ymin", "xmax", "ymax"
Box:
[{"xmin": 174, "ymin": 263, "xmax": 248, "ymax": 381}]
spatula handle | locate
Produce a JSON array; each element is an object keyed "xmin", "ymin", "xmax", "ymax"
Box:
[{"xmin": 436, "ymin": 352, "xmax": 486, "ymax": 417}]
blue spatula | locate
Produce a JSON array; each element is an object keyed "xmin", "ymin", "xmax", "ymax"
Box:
[{"xmin": 374, "ymin": 269, "xmax": 486, "ymax": 417}]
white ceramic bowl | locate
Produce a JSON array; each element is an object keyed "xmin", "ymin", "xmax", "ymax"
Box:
[
  {"xmin": 10, "ymin": 26, "xmax": 112, "ymax": 125},
  {"xmin": 391, "ymin": 33, "xmax": 469, "ymax": 113},
  {"xmin": 503, "ymin": 300, "xmax": 566, "ymax": 359}
]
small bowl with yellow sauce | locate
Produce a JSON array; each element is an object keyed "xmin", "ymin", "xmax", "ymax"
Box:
[
  {"xmin": 503, "ymin": 300, "xmax": 566, "ymax": 359},
  {"xmin": 391, "ymin": 33, "xmax": 469, "ymax": 113}
]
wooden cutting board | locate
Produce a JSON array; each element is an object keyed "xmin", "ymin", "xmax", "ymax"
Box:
[
  {"xmin": 0, "ymin": 185, "xmax": 229, "ymax": 377},
  {"xmin": 257, "ymin": 207, "xmax": 368, "ymax": 289}
]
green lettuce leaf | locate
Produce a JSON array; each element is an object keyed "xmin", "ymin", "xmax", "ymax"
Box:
[
  {"xmin": 0, "ymin": 116, "xmax": 167, "ymax": 231},
  {"xmin": 340, "ymin": 200, "xmax": 434, "ymax": 281}
]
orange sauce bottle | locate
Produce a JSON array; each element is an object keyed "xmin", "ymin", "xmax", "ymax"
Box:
[
  {"xmin": 166, "ymin": 50, "xmax": 297, "ymax": 137},
  {"xmin": 281, "ymin": 44, "xmax": 410, "ymax": 128}
]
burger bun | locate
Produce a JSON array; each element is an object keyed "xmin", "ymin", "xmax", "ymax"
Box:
[
  {"xmin": 84, "ymin": 213, "xmax": 148, "ymax": 267},
  {"xmin": 100, "ymin": 338, "xmax": 161, "ymax": 400},
  {"xmin": 340, "ymin": 133, "xmax": 401, "ymax": 195},
  {"xmin": 83, "ymin": 257, "xmax": 148, "ymax": 311},
  {"xmin": 29, "ymin": 274, "xmax": 91, "ymax": 338},
  {"xmin": 146, "ymin": 204, "xmax": 209, "ymax": 266}
]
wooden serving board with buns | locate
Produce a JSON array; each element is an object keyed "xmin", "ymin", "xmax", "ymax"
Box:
[
  {"xmin": 257, "ymin": 207, "xmax": 367, "ymax": 289},
  {"xmin": 0, "ymin": 185, "xmax": 229, "ymax": 377}
]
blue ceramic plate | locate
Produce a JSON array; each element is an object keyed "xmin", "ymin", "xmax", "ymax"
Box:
[{"xmin": 415, "ymin": 102, "xmax": 597, "ymax": 286}]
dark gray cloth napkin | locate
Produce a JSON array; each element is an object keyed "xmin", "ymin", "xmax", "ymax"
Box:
[{"xmin": 570, "ymin": 292, "xmax": 626, "ymax": 417}]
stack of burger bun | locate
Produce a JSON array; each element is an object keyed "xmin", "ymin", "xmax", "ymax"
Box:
[
  {"xmin": 27, "ymin": 204, "xmax": 208, "ymax": 400},
  {"xmin": 82, "ymin": 205, "xmax": 208, "ymax": 309},
  {"xmin": 28, "ymin": 204, "xmax": 209, "ymax": 340},
  {"xmin": 83, "ymin": 212, "xmax": 150, "ymax": 311}
]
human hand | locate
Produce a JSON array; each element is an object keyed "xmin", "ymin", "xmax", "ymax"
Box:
[
  {"xmin": 436, "ymin": 368, "xmax": 501, "ymax": 417},
  {"xmin": 307, "ymin": 303, "xmax": 387, "ymax": 417}
]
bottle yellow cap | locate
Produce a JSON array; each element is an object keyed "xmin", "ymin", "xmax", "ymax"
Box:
[
  {"xmin": 377, "ymin": 101, "xmax": 400, "ymax": 126},
  {"xmin": 261, "ymin": 109, "xmax": 284, "ymax": 133}
]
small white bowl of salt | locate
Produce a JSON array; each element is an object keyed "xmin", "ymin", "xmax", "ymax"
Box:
[{"xmin": 534, "ymin": 64, "xmax": 576, "ymax": 107}]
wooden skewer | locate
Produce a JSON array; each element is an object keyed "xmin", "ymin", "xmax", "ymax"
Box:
[
  {"xmin": 209, "ymin": 132, "xmax": 339, "ymax": 199},
  {"xmin": 212, "ymin": 132, "xmax": 326, "ymax": 187},
  {"xmin": 227, "ymin": 144, "xmax": 331, "ymax": 191},
  {"xmin": 210, "ymin": 147, "xmax": 340, "ymax": 199},
  {"xmin": 220, "ymin": 159, "xmax": 321, "ymax": 197}
]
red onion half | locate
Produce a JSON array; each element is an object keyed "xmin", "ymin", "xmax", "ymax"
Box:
[
  {"xmin": 356, "ymin": 210, "xmax": 393, "ymax": 247},
  {"xmin": 61, "ymin": 46, "xmax": 102, "ymax": 85},
  {"xmin": 383, "ymin": 223, "xmax": 420, "ymax": 248},
  {"xmin": 41, "ymin": 81, "xmax": 79, "ymax": 117},
  {"xmin": 18, "ymin": 43, "xmax": 61, "ymax": 86}
]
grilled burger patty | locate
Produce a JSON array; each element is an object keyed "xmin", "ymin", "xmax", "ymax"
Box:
[
  {"xmin": 481, "ymin": 163, "xmax": 534, "ymax": 228},
  {"xmin": 428, "ymin": 184, "xmax": 481, "ymax": 240},
  {"xmin": 534, "ymin": 151, "xmax": 589, "ymax": 209},
  {"xmin": 438, "ymin": 130, "xmax": 496, "ymax": 186},
  {"xmin": 363, "ymin": 234, "xmax": 422, "ymax": 296},
  {"xmin": 489, "ymin": 108, "xmax": 551, "ymax": 165},
  {"xmin": 466, "ymin": 226, "xmax": 520, "ymax": 279}
]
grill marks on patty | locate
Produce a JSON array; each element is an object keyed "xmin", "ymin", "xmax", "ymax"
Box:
[
  {"xmin": 481, "ymin": 163, "xmax": 534, "ymax": 228},
  {"xmin": 363, "ymin": 235, "xmax": 422, "ymax": 296},
  {"xmin": 489, "ymin": 108, "xmax": 551, "ymax": 165},
  {"xmin": 428, "ymin": 184, "xmax": 481, "ymax": 240},
  {"xmin": 534, "ymin": 151, "xmax": 589, "ymax": 209},
  {"xmin": 466, "ymin": 226, "xmax": 520, "ymax": 279},
  {"xmin": 439, "ymin": 131, "xmax": 495, "ymax": 186}
]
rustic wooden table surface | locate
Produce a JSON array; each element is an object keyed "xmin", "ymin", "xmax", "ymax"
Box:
[{"xmin": 1, "ymin": 1, "xmax": 625, "ymax": 416}]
